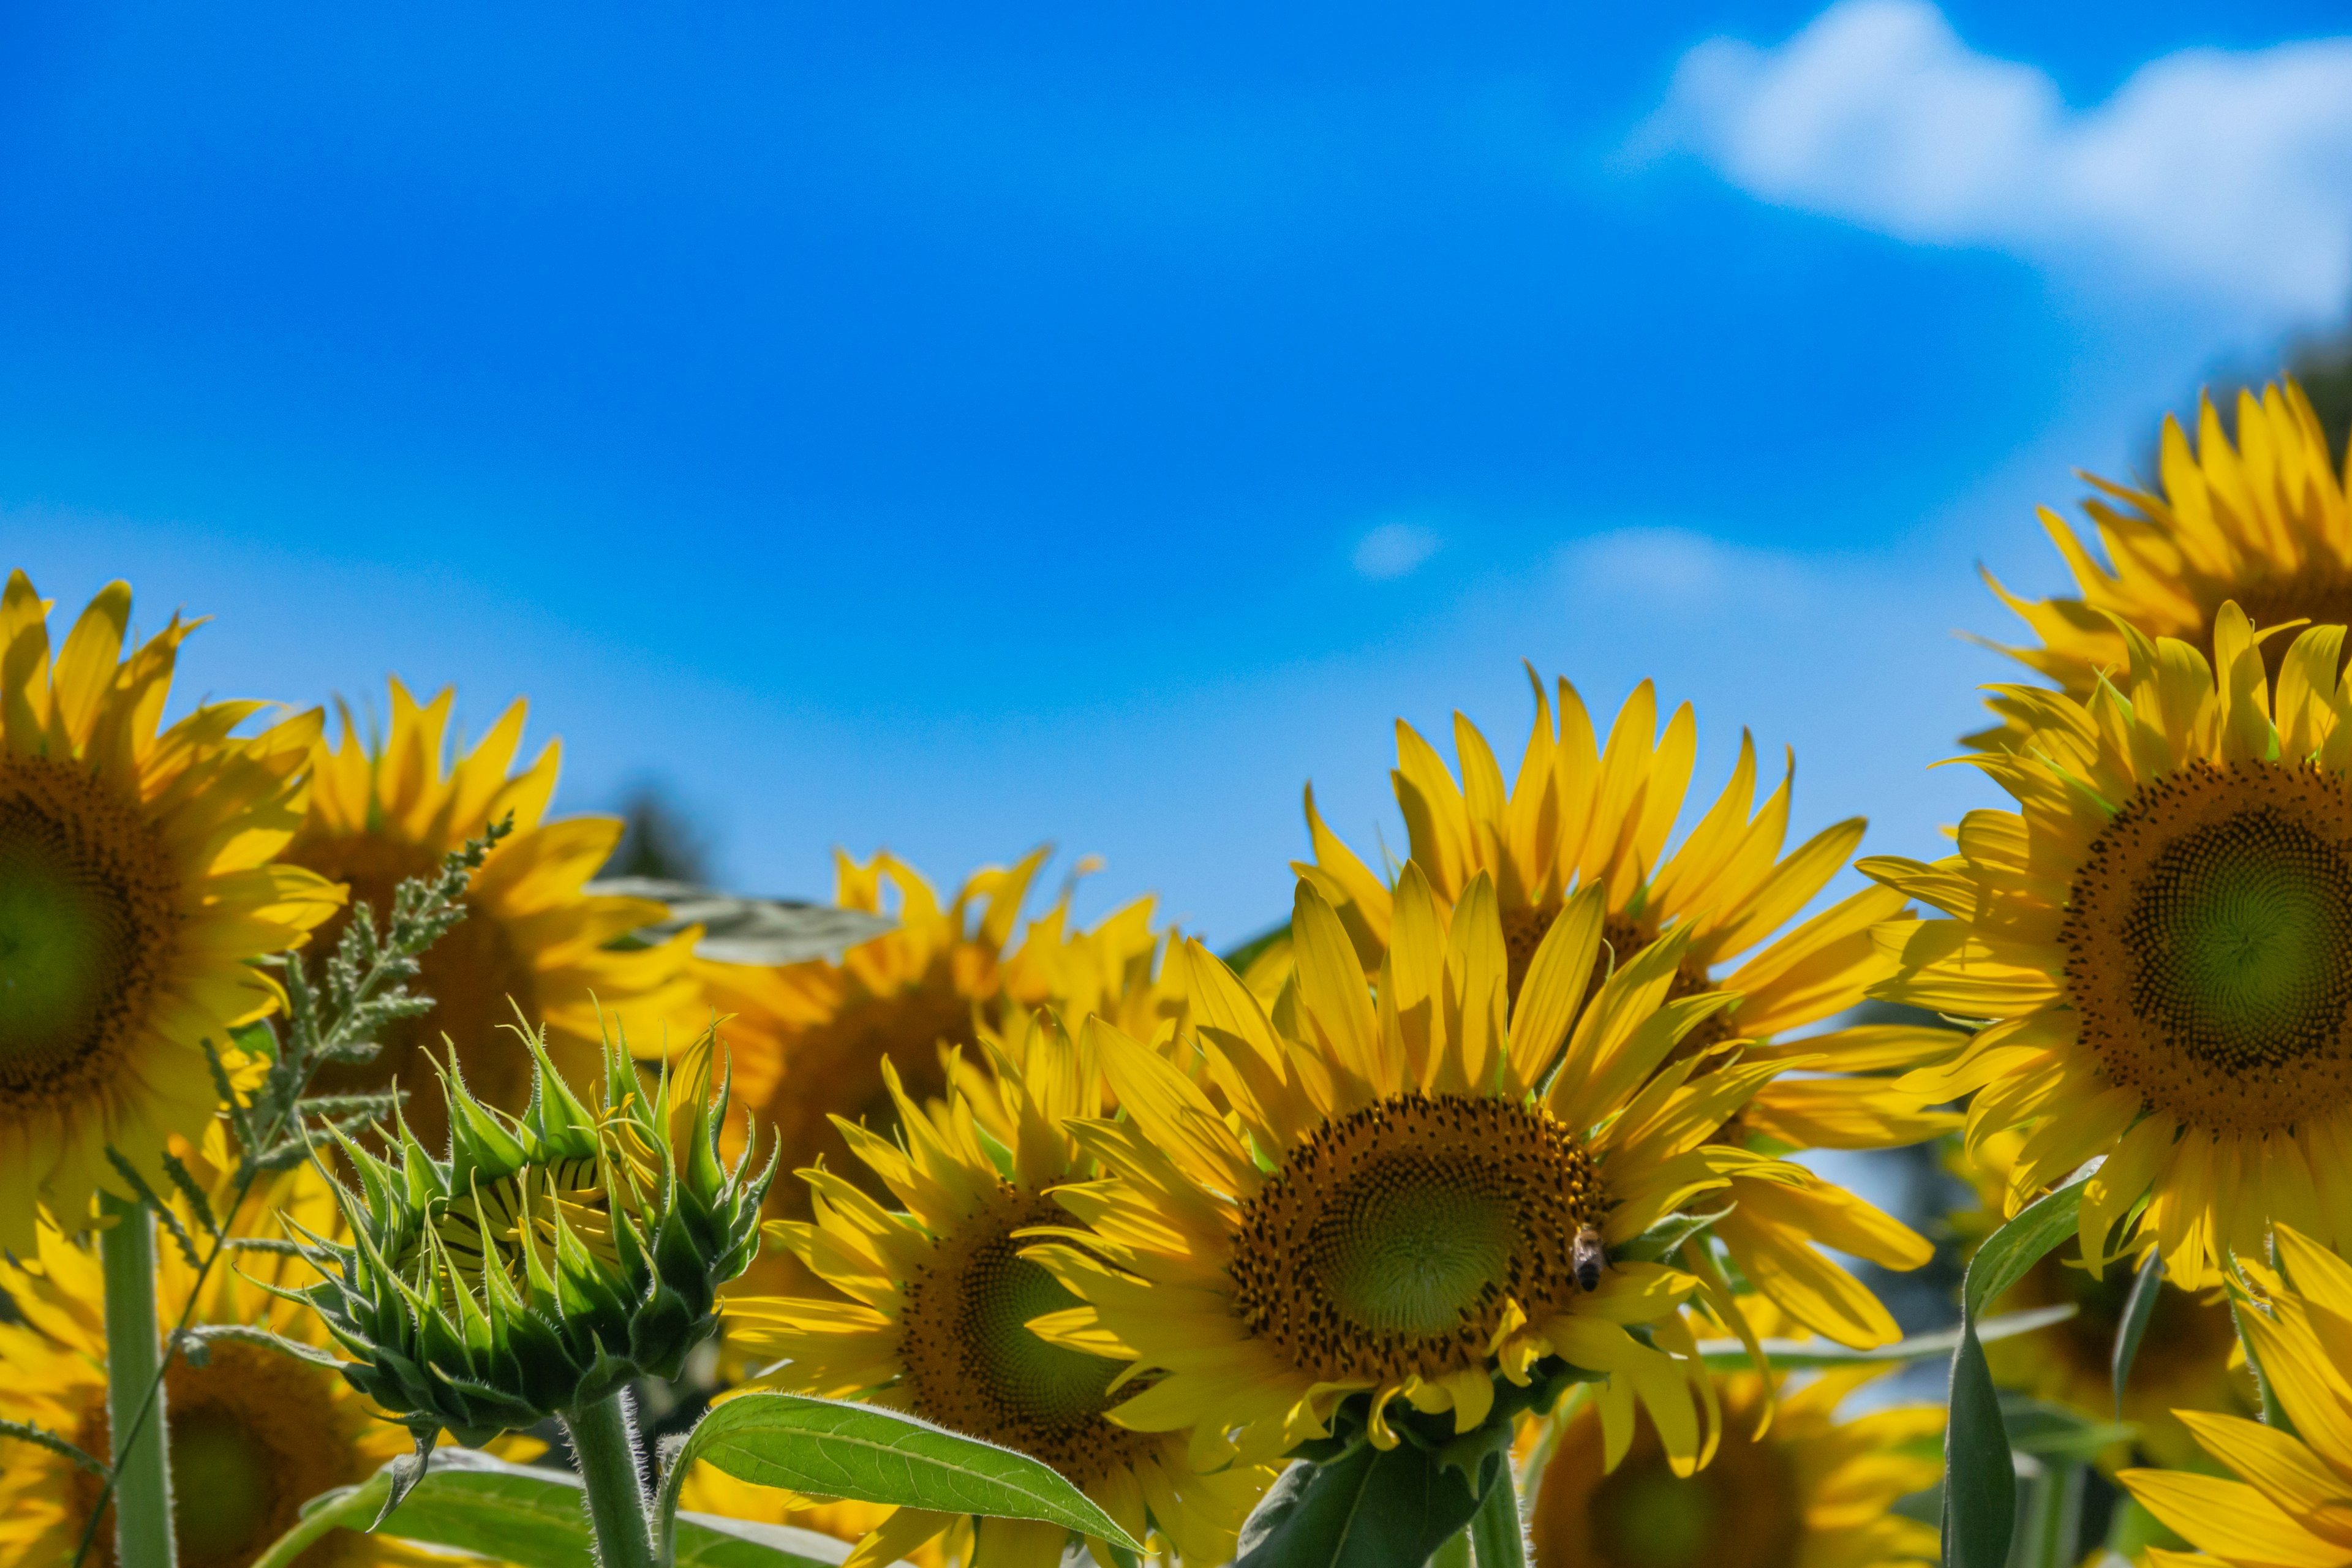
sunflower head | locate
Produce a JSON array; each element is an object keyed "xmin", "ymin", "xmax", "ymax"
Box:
[
  {"xmin": 1527, "ymin": 1298, "xmax": 1942, "ymax": 1568},
  {"xmin": 298, "ymin": 1023, "xmax": 774, "ymax": 1438},
  {"xmin": 287, "ymin": 677, "xmax": 706, "ymax": 1148},
  {"xmin": 1025, "ymin": 867, "xmax": 1860, "ymax": 1480},
  {"xmin": 0, "ymin": 570, "xmax": 341, "ymax": 1248},
  {"xmin": 725, "ymin": 1008, "xmax": 1268, "ymax": 1568},
  {"xmin": 1872, "ymin": 603, "xmax": 2352, "ymax": 1286},
  {"xmin": 1977, "ymin": 377, "xmax": 2352, "ymax": 745},
  {"xmin": 0, "ymin": 1168, "xmax": 423, "ymax": 1568}
]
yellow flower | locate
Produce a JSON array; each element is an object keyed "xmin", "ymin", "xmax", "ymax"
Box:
[
  {"xmin": 699, "ymin": 849, "xmax": 1049, "ymax": 1292},
  {"xmin": 1025, "ymin": 870, "xmax": 1854, "ymax": 1479},
  {"xmin": 286, "ymin": 677, "xmax": 704, "ymax": 1149},
  {"xmin": 0, "ymin": 1169, "xmax": 439, "ymax": 1568},
  {"xmin": 1869, "ymin": 605, "xmax": 2352, "ymax": 1287},
  {"xmin": 725, "ymin": 1010, "xmax": 1267, "ymax": 1568},
  {"xmin": 1953, "ymin": 1131, "xmax": 2250, "ymax": 1469},
  {"xmin": 0, "ymin": 570, "xmax": 339, "ymax": 1249},
  {"xmin": 1298, "ymin": 675, "xmax": 1945, "ymax": 1346},
  {"xmin": 1528, "ymin": 1302, "xmax": 1942, "ymax": 1568},
  {"xmin": 2118, "ymin": 1224, "xmax": 2352, "ymax": 1568},
  {"xmin": 1977, "ymin": 379, "xmax": 2352, "ymax": 745}
]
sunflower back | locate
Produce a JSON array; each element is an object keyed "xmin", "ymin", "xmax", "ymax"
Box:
[{"xmin": 297, "ymin": 1026, "xmax": 774, "ymax": 1439}]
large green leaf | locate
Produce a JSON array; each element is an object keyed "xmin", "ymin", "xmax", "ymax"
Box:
[
  {"xmin": 1945, "ymin": 1176, "xmax": 2090, "ymax": 1568},
  {"xmin": 654, "ymin": 1393, "xmax": 1145, "ymax": 1559},
  {"xmin": 1232, "ymin": 1439, "xmax": 1495, "ymax": 1568},
  {"xmin": 255, "ymin": 1450, "xmax": 847, "ymax": 1568},
  {"xmin": 1690, "ymin": 1304, "xmax": 2077, "ymax": 1370}
]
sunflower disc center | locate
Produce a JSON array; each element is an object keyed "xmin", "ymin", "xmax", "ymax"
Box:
[
  {"xmin": 2125, "ymin": 809, "xmax": 2352, "ymax": 1070},
  {"xmin": 1229, "ymin": 1091, "xmax": 1604, "ymax": 1386},
  {"xmin": 2064, "ymin": 760, "xmax": 2352, "ymax": 1133},
  {"xmin": 900, "ymin": 1190, "xmax": 1154, "ymax": 1485},
  {"xmin": 0, "ymin": 761, "xmax": 176, "ymax": 1101},
  {"xmin": 1314, "ymin": 1154, "xmax": 1517, "ymax": 1336}
]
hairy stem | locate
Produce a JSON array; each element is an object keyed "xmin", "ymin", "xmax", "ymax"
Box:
[
  {"xmin": 564, "ymin": 1390, "xmax": 657, "ymax": 1568},
  {"xmin": 100, "ymin": 1193, "xmax": 177, "ymax": 1568},
  {"xmin": 1468, "ymin": 1465, "xmax": 1526, "ymax": 1568}
]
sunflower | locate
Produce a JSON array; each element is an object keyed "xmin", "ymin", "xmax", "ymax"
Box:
[
  {"xmin": 0, "ymin": 571, "xmax": 340, "ymax": 1249},
  {"xmin": 2117, "ymin": 1224, "xmax": 2352, "ymax": 1568},
  {"xmin": 699, "ymin": 849, "xmax": 1050, "ymax": 1292},
  {"xmin": 1023, "ymin": 870, "xmax": 1863, "ymax": 1479},
  {"xmin": 1869, "ymin": 606, "xmax": 2352, "ymax": 1287},
  {"xmin": 1527, "ymin": 1300, "xmax": 1942, "ymax": 1568},
  {"xmin": 724, "ymin": 1008, "xmax": 1268, "ymax": 1568},
  {"xmin": 0, "ymin": 1169, "xmax": 447, "ymax": 1567},
  {"xmin": 286, "ymin": 677, "xmax": 704, "ymax": 1150},
  {"xmin": 1951, "ymin": 1131, "xmax": 2250, "ymax": 1468},
  {"xmin": 1299, "ymin": 674, "xmax": 1947, "ymax": 1347},
  {"xmin": 1977, "ymin": 379, "xmax": 2352, "ymax": 746}
]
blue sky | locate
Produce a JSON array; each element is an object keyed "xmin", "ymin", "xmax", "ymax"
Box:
[{"xmin": 10, "ymin": 0, "xmax": 2352, "ymax": 942}]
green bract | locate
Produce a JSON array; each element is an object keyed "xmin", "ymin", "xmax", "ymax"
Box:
[{"xmin": 288, "ymin": 1025, "xmax": 775, "ymax": 1443}]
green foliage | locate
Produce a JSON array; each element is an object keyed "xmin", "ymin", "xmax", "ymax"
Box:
[
  {"xmin": 253, "ymin": 1449, "xmax": 847, "ymax": 1568},
  {"xmin": 650, "ymin": 1393, "xmax": 1145, "ymax": 1564},
  {"xmin": 1942, "ymin": 1175, "xmax": 2092, "ymax": 1568}
]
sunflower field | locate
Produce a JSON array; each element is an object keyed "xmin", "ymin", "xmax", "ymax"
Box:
[{"xmin": 11, "ymin": 379, "xmax": 2352, "ymax": 1568}]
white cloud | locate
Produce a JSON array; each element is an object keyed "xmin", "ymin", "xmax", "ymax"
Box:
[
  {"xmin": 1638, "ymin": 0, "xmax": 2352, "ymax": 322},
  {"xmin": 1352, "ymin": 521, "xmax": 1441, "ymax": 579}
]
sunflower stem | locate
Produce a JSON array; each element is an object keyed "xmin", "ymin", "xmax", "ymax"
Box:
[
  {"xmin": 1468, "ymin": 1466, "xmax": 1527, "ymax": 1568},
  {"xmin": 564, "ymin": 1390, "xmax": 657, "ymax": 1568},
  {"xmin": 99, "ymin": 1192, "xmax": 178, "ymax": 1568}
]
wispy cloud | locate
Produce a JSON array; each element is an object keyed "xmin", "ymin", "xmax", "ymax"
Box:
[
  {"xmin": 1634, "ymin": 0, "xmax": 2352, "ymax": 324},
  {"xmin": 1352, "ymin": 521, "xmax": 1441, "ymax": 580}
]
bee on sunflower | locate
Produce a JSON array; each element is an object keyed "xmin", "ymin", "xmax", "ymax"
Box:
[
  {"xmin": 0, "ymin": 570, "xmax": 341, "ymax": 1248},
  {"xmin": 0, "ymin": 1168, "xmax": 460, "ymax": 1568},
  {"xmin": 1525, "ymin": 1298, "xmax": 1942, "ymax": 1568},
  {"xmin": 2116, "ymin": 1224, "xmax": 2352, "ymax": 1568},
  {"xmin": 1295, "ymin": 674, "xmax": 1948, "ymax": 1348},
  {"xmin": 1976, "ymin": 377, "xmax": 2352, "ymax": 745},
  {"xmin": 725, "ymin": 1007, "xmax": 1268, "ymax": 1568},
  {"xmin": 286, "ymin": 677, "xmax": 707, "ymax": 1148},
  {"xmin": 1023, "ymin": 869, "xmax": 1861, "ymax": 1484},
  {"xmin": 1869, "ymin": 606, "xmax": 2352, "ymax": 1286}
]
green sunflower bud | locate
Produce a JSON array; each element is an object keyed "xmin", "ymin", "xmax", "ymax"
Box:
[{"xmin": 286, "ymin": 1023, "xmax": 775, "ymax": 1444}]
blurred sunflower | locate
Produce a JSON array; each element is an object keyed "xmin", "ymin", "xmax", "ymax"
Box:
[
  {"xmin": 0, "ymin": 570, "xmax": 339, "ymax": 1249},
  {"xmin": 1025, "ymin": 872, "xmax": 1855, "ymax": 1477},
  {"xmin": 1299, "ymin": 676, "xmax": 1947, "ymax": 1348},
  {"xmin": 287, "ymin": 678, "xmax": 704, "ymax": 1148},
  {"xmin": 1528, "ymin": 1300, "xmax": 1941, "ymax": 1568},
  {"xmin": 1952, "ymin": 1131, "xmax": 2248, "ymax": 1468},
  {"xmin": 699, "ymin": 848, "xmax": 1049, "ymax": 1292},
  {"xmin": 2118, "ymin": 1224, "xmax": 2352, "ymax": 1568},
  {"xmin": 0, "ymin": 1169, "xmax": 455, "ymax": 1567},
  {"xmin": 726, "ymin": 1009, "xmax": 1267, "ymax": 1568},
  {"xmin": 1871, "ymin": 608, "xmax": 2352, "ymax": 1286},
  {"xmin": 1977, "ymin": 379, "xmax": 2352, "ymax": 745},
  {"xmin": 673, "ymin": 1464, "xmax": 948, "ymax": 1568}
]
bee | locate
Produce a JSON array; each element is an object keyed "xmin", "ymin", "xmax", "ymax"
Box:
[{"xmin": 1573, "ymin": 1225, "xmax": 1605, "ymax": 1293}]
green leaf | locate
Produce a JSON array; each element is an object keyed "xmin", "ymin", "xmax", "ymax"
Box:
[
  {"xmin": 1691, "ymin": 1304, "xmax": 2078, "ymax": 1370},
  {"xmin": 1944, "ymin": 1175, "xmax": 2091, "ymax": 1568},
  {"xmin": 1999, "ymin": 1396, "xmax": 2135, "ymax": 1463},
  {"xmin": 1232, "ymin": 1438, "xmax": 1497, "ymax": 1568},
  {"xmin": 2111, "ymin": 1250, "xmax": 2164, "ymax": 1419},
  {"xmin": 652, "ymin": 1393, "xmax": 1145, "ymax": 1559},
  {"xmin": 255, "ymin": 1450, "xmax": 847, "ymax": 1568}
]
